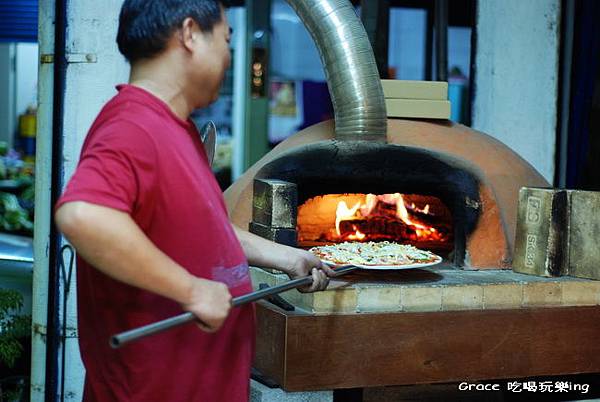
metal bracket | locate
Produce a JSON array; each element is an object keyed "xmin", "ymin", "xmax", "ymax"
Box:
[
  {"xmin": 40, "ymin": 54, "xmax": 54, "ymax": 64},
  {"xmin": 40, "ymin": 53, "xmax": 98, "ymax": 64},
  {"xmin": 258, "ymin": 283, "xmax": 295, "ymax": 311}
]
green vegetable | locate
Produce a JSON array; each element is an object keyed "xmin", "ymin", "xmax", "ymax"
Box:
[{"xmin": 0, "ymin": 192, "xmax": 33, "ymax": 233}]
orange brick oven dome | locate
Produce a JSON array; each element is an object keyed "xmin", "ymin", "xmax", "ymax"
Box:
[{"xmin": 224, "ymin": 119, "xmax": 549, "ymax": 269}]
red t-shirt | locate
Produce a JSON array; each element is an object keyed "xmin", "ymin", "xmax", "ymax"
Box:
[{"xmin": 56, "ymin": 85, "xmax": 255, "ymax": 402}]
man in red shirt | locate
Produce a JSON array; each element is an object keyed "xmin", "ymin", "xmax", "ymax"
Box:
[{"xmin": 54, "ymin": 1, "xmax": 333, "ymax": 401}]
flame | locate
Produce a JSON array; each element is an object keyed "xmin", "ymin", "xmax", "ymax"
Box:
[
  {"xmin": 347, "ymin": 225, "xmax": 366, "ymax": 240},
  {"xmin": 333, "ymin": 193, "xmax": 444, "ymax": 242},
  {"xmin": 394, "ymin": 193, "xmax": 427, "ymax": 229},
  {"xmin": 360, "ymin": 193, "xmax": 378, "ymax": 216},
  {"xmin": 335, "ymin": 201, "xmax": 360, "ymax": 236}
]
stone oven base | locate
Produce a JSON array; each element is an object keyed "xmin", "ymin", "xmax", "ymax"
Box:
[
  {"xmin": 250, "ymin": 269, "xmax": 600, "ymax": 392},
  {"xmin": 250, "ymin": 266, "xmax": 600, "ymax": 314}
]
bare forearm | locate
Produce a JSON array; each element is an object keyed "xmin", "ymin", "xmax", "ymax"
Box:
[
  {"xmin": 232, "ymin": 225, "xmax": 292, "ymax": 273},
  {"xmin": 55, "ymin": 201, "xmax": 193, "ymax": 304},
  {"xmin": 233, "ymin": 225, "xmax": 333, "ymax": 291}
]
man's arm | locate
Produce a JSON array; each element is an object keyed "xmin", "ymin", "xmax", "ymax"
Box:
[
  {"xmin": 232, "ymin": 225, "xmax": 334, "ymax": 292},
  {"xmin": 55, "ymin": 201, "xmax": 231, "ymax": 332}
]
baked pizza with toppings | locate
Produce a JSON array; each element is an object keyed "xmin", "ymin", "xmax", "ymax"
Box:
[{"xmin": 309, "ymin": 241, "xmax": 441, "ymax": 267}]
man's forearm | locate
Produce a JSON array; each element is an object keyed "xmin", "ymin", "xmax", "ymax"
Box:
[
  {"xmin": 232, "ymin": 225, "xmax": 293, "ymax": 273},
  {"xmin": 55, "ymin": 201, "xmax": 194, "ymax": 304},
  {"xmin": 233, "ymin": 225, "xmax": 334, "ymax": 292}
]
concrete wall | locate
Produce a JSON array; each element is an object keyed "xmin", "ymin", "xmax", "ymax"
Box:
[
  {"xmin": 60, "ymin": 2, "xmax": 130, "ymax": 171},
  {"xmin": 32, "ymin": 0, "xmax": 128, "ymax": 400},
  {"xmin": 31, "ymin": 2, "xmax": 54, "ymax": 399},
  {"xmin": 473, "ymin": 0, "xmax": 561, "ymax": 183}
]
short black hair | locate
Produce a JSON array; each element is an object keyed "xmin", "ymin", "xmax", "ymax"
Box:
[{"xmin": 117, "ymin": 0, "xmax": 224, "ymax": 63}]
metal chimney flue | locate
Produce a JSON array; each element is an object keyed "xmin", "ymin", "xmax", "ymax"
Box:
[{"xmin": 285, "ymin": 0, "xmax": 387, "ymax": 141}]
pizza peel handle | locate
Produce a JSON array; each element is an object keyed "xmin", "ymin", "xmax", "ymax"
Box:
[{"xmin": 110, "ymin": 265, "xmax": 358, "ymax": 348}]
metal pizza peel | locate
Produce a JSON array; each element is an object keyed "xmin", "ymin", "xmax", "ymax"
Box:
[
  {"xmin": 109, "ymin": 254, "xmax": 442, "ymax": 348},
  {"xmin": 198, "ymin": 120, "xmax": 217, "ymax": 167},
  {"xmin": 110, "ymin": 265, "xmax": 359, "ymax": 348}
]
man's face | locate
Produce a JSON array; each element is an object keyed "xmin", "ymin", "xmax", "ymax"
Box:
[{"xmin": 190, "ymin": 9, "xmax": 231, "ymax": 104}]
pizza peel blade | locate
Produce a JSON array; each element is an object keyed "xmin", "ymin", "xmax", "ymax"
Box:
[{"xmin": 198, "ymin": 120, "xmax": 217, "ymax": 167}]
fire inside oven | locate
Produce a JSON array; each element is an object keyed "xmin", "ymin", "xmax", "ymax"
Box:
[
  {"xmin": 248, "ymin": 141, "xmax": 483, "ymax": 266},
  {"xmin": 297, "ymin": 193, "xmax": 453, "ymax": 256}
]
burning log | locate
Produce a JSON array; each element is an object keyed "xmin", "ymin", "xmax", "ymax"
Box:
[
  {"xmin": 367, "ymin": 202, "xmax": 446, "ymax": 228},
  {"xmin": 339, "ymin": 217, "xmax": 450, "ymax": 242},
  {"xmin": 339, "ymin": 217, "xmax": 411, "ymax": 239}
]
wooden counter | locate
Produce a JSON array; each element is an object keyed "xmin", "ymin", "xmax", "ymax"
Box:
[{"xmin": 254, "ymin": 301, "xmax": 600, "ymax": 391}]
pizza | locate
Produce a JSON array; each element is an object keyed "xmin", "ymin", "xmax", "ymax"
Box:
[{"xmin": 309, "ymin": 241, "xmax": 441, "ymax": 267}]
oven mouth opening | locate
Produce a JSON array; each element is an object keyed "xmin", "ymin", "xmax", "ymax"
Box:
[
  {"xmin": 297, "ymin": 193, "xmax": 454, "ymax": 258},
  {"xmin": 253, "ymin": 141, "xmax": 483, "ymax": 266}
]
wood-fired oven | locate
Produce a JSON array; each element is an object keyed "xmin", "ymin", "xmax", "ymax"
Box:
[
  {"xmin": 225, "ymin": 119, "xmax": 548, "ymax": 269},
  {"xmin": 220, "ymin": 118, "xmax": 585, "ymax": 392},
  {"xmin": 222, "ymin": 0, "xmax": 600, "ymax": 395}
]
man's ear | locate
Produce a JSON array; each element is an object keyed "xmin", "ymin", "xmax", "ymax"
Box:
[{"xmin": 180, "ymin": 17, "xmax": 197, "ymax": 52}]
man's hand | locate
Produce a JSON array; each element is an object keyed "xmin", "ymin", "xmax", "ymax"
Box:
[
  {"xmin": 182, "ymin": 278, "xmax": 232, "ymax": 333},
  {"xmin": 232, "ymin": 226, "xmax": 336, "ymax": 293},
  {"xmin": 283, "ymin": 248, "xmax": 336, "ymax": 293}
]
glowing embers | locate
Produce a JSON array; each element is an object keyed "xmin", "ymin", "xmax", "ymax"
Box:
[{"xmin": 297, "ymin": 193, "xmax": 453, "ymax": 249}]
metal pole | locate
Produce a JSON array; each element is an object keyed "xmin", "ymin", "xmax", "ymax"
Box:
[
  {"xmin": 360, "ymin": 0, "xmax": 390, "ymax": 79},
  {"xmin": 110, "ymin": 265, "xmax": 358, "ymax": 348},
  {"xmin": 434, "ymin": 0, "xmax": 448, "ymax": 81},
  {"xmin": 45, "ymin": 0, "xmax": 68, "ymax": 399},
  {"xmin": 557, "ymin": 0, "xmax": 575, "ymax": 188}
]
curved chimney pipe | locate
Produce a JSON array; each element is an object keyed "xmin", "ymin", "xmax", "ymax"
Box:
[{"xmin": 285, "ymin": 0, "xmax": 387, "ymax": 140}]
